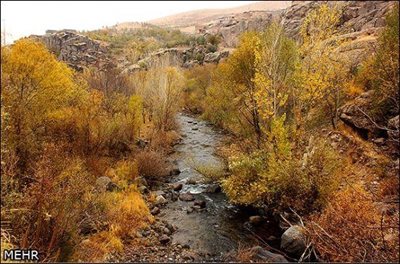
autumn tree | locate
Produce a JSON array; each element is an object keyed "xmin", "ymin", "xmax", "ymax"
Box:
[
  {"xmin": 183, "ymin": 64, "xmax": 216, "ymax": 114},
  {"xmin": 1, "ymin": 39, "xmax": 79, "ymax": 172},
  {"xmin": 253, "ymin": 21, "xmax": 298, "ymax": 131},
  {"xmin": 205, "ymin": 32, "xmax": 263, "ymax": 146},
  {"xmin": 295, "ymin": 4, "xmax": 349, "ymax": 129}
]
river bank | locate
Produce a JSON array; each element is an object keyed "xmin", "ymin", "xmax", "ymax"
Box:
[{"xmin": 118, "ymin": 113, "xmax": 287, "ymax": 262}]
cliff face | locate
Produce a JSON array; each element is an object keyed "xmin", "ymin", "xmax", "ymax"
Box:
[
  {"xmin": 196, "ymin": 11, "xmax": 281, "ymax": 47},
  {"xmin": 282, "ymin": 1, "xmax": 395, "ymax": 65},
  {"xmin": 197, "ymin": 1, "xmax": 395, "ymax": 64},
  {"xmin": 31, "ymin": 30, "xmax": 113, "ymax": 71}
]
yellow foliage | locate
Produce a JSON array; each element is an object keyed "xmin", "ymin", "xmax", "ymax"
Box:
[
  {"xmin": 71, "ymin": 231, "xmax": 123, "ymax": 262},
  {"xmin": 101, "ymin": 186, "xmax": 153, "ymax": 238},
  {"xmin": 106, "ymin": 160, "xmax": 139, "ymax": 187},
  {"xmin": 309, "ymin": 184, "xmax": 399, "ymax": 262}
]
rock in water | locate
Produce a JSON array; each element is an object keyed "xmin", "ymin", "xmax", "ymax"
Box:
[
  {"xmin": 280, "ymin": 225, "xmax": 307, "ymax": 257},
  {"xmin": 251, "ymin": 246, "xmax": 288, "ymax": 262},
  {"xmin": 179, "ymin": 193, "xmax": 195, "ymax": 201},
  {"xmin": 249, "ymin": 215, "xmax": 263, "ymax": 225},
  {"xmin": 187, "ymin": 178, "xmax": 197, "ymax": 185}
]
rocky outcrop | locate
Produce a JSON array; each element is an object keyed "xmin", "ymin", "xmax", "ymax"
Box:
[
  {"xmin": 196, "ymin": 11, "xmax": 280, "ymax": 48},
  {"xmin": 283, "ymin": 1, "xmax": 395, "ymax": 65},
  {"xmin": 195, "ymin": 1, "xmax": 394, "ymax": 66},
  {"xmin": 31, "ymin": 30, "xmax": 113, "ymax": 71},
  {"xmin": 131, "ymin": 46, "xmax": 230, "ymax": 71},
  {"xmin": 339, "ymin": 91, "xmax": 381, "ymax": 139}
]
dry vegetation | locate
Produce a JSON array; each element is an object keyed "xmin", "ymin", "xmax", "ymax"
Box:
[
  {"xmin": 181, "ymin": 3, "xmax": 399, "ymax": 262},
  {"xmin": 1, "ymin": 36, "xmax": 184, "ymax": 261},
  {"xmin": 1, "ymin": 2, "xmax": 399, "ymax": 263}
]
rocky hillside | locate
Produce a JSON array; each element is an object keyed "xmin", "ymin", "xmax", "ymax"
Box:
[
  {"xmin": 196, "ymin": 11, "xmax": 281, "ymax": 47},
  {"xmin": 149, "ymin": 1, "xmax": 290, "ymax": 29},
  {"xmin": 197, "ymin": 1, "xmax": 395, "ymax": 53},
  {"xmin": 30, "ymin": 30, "xmax": 113, "ymax": 71},
  {"xmin": 283, "ymin": 1, "xmax": 395, "ymax": 65},
  {"xmin": 29, "ymin": 1, "xmax": 396, "ymax": 73}
]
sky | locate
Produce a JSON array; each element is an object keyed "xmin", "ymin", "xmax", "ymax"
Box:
[{"xmin": 1, "ymin": 1, "xmax": 258, "ymax": 43}]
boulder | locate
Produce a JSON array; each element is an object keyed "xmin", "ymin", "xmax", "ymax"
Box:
[
  {"xmin": 138, "ymin": 185, "xmax": 148, "ymax": 194},
  {"xmin": 172, "ymin": 183, "xmax": 183, "ymax": 191},
  {"xmin": 338, "ymin": 90, "xmax": 377, "ymax": 139},
  {"xmin": 251, "ymin": 246, "xmax": 288, "ymax": 262},
  {"xmin": 280, "ymin": 225, "xmax": 307, "ymax": 257},
  {"xmin": 204, "ymin": 52, "xmax": 221, "ymax": 63},
  {"xmin": 163, "ymin": 227, "xmax": 172, "ymax": 235},
  {"xmin": 179, "ymin": 193, "xmax": 195, "ymax": 201},
  {"xmin": 151, "ymin": 207, "xmax": 160, "ymax": 215},
  {"xmin": 96, "ymin": 176, "xmax": 119, "ymax": 192},
  {"xmin": 155, "ymin": 195, "xmax": 168, "ymax": 205},
  {"xmin": 187, "ymin": 178, "xmax": 197, "ymax": 185}
]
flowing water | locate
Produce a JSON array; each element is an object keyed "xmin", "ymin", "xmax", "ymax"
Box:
[{"xmin": 160, "ymin": 113, "xmax": 281, "ymax": 261}]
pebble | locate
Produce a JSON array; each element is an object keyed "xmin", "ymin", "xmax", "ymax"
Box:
[{"xmin": 151, "ymin": 207, "xmax": 160, "ymax": 215}]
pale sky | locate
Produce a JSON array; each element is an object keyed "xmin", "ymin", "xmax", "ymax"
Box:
[{"xmin": 1, "ymin": 1, "xmax": 258, "ymax": 43}]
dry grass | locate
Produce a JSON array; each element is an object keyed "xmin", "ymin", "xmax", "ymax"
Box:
[
  {"xmin": 135, "ymin": 150, "xmax": 167, "ymax": 179},
  {"xmin": 234, "ymin": 244, "xmax": 255, "ymax": 262},
  {"xmin": 308, "ymin": 183, "xmax": 399, "ymax": 262},
  {"xmin": 149, "ymin": 130, "xmax": 181, "ymax": 152},
  {"xmin": 187, "ymin": 158, "xmax": 225, "ymax": 183}
]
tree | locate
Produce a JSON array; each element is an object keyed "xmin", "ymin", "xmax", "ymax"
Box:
[
  {"xmin": 1, "ymin": 39, "xmax": 78, "ymax": 172},
  {"xmin": 205, "ymin": 32, "xmax": 263, "ymax": 147},
  {"xmin": 253, "ymin": 21, "xmax": 298, "ymax": 129},
  {"xmin": 295, "ymin": 4, "xmax": 349, "ymax": 129}
]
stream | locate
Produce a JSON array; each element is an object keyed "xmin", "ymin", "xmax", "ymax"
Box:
[{"xmin": 159, "ymin": 112, "xmax": 281, "ymax": 261}]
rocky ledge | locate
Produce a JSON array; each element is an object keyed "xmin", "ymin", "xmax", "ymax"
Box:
[{"xmin": 30, "ymin": 30, "xmax": 113, "ymax": 71}]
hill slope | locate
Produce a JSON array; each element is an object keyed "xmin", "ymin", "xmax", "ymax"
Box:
[{"xmin": 148, "ymin": 1, "xmax": 291, "ymax": 28}]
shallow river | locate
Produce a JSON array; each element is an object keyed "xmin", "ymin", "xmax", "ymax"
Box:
[{"xmin": 161, "ymin": 113, "xmax": 280, "ymax": 261}]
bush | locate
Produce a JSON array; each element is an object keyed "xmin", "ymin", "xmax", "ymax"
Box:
[
  {"xmin": 222, "ymin": 124, "xmax": 343, "ymax": 212},
  {"xmin": 135, "ymin": 151, "xmax": 167, "ymax": 179},
  {"xmin": 72, "ymin": 186, "xmax": 152, "ymax": 261},
  {"xmin": 71, "ymin": 231, "xmax": 123, "ymax": 262},
  {"xmin": 308, "ymin": 184, "xmax": 399, "ymax": 262},
  {"xmin": 8, "ymin": 144, "xmax": 95, "ymax": 261},
  {"xmin": 105, "ymin": 159, "xmax": 139, "ymax": 187}
]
